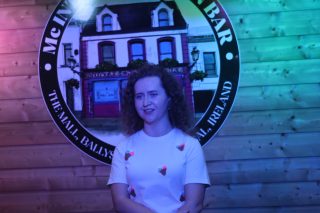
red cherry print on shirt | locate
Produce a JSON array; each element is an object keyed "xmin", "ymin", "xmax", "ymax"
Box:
[
  {"xmin": 180, "ymin": 193, "xmax": 186, "ymax": 202},
  {"xmin": 129, "ymin": 187, "xmax": 136, "ymax": 197},
  {"xmin": 177, "ymin": 143, "xmax": 185, "ymax": 151},
  {"xmin": 159, "ymin": 165, "xmax": 167, "ymax": 176},
  {"xmin": 125, "ymin": 151, "xmax": 134, "ymax": 160}
]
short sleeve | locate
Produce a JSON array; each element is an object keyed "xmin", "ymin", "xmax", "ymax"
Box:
[
  {"xmin": 107, "ymin": 141, "xmax": 128, "ymax": 185},
  {"xmin": 184, "ymin": 137, "xmax": 210, "ymax": 186}
]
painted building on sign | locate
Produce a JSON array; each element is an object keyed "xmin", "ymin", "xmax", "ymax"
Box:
[
  {"xmin": 57, "ymin": 0, "xmax": 219, "ymax": 120},
  {"xmin": 80, "ymin": 1, "xmax": 193, "ymax": 118}
]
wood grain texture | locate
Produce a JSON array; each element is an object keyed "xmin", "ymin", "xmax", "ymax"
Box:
[
  {"xmin": 0, "ymin": 28, "xmax": 42, "ymax": 54},
  {"xmin": 0, "ymin": 175, "xmax": 109, "ymax": 192},
  {"xmin": 218, "ymin": 108, "xmax": 320, "ymax": 136},
  {"xmin": 0, "ymin": 75, "xmax": 41, "ymax": 100},
  {"xmin": 240, "ymin": 59, "xmax": 320, "ymax": 86},
  {"xmin": 0, "ymin": 98, "xmax": 50, "ymax": 123},
  {"xmin": 0, "ymin": 165, "xmax": 109, "ymax": 179},
  {"xmin": 0, "ymin": 5, "xmax": 53, "ymax": 30},
  {"xmin": 1, "ymin": 82, "xmax": 319, "ymax": 123},
  {"xmin": 0, "ymin": 190, "xmax": 114, "ymax": 213},
  {"xmin": 0, "ymin": 0, "xmax": 59, "ymax": 7},
  {"xmin": 208, "ymin": 157, "xmax": 320, "ymax": 184},
  {"xmin": 1, "ymin": 101, "xmax": 319, "ymax": 134},
  {"xmin": 0, "ymin": 0, "xmax": 35, "ymax": 7},
  {"xmin": 0, "ymin": 52, "xmax": 38, "ymax": 77},
  {"xmin": 205, "ymin": 132, "xmax": 320, "ymax": 161},
  {"xmin": 0, "ymin": 144, "xmax": 100, "ymax": 169},
  {"xmin": 2, "ymin": 28, "xmax": 319, "ymax": 59},
  {"xmin": 0, "ymin": 0, "xmax": 319, "ymax": 212},
  {"xmin": 0, "ymin": 165, "xmax": 110, "ymax": 192},
  {"xmin": 231, "ymin": 10, "xmax": 320, "ymax": 39},
  {"xmin": 35, "ymin": 0, "xmax": 59, "ymax": 6},
  {"xmin": 234, "ymin": 84, "xmax": 320, "ymax": 111},
  {"xmin": 222, "ymin": 0, "xmax": 320, "ymax": 14},
  {"xmin": 204, "ymin": 181, "xmax": 320, "ymax": 208},
  {"xmin": 239, "ymin": 35, "xmax": 320, "ymax": 63},
  {"xmin": 202, "ymin": 206, "xmax": 320, "ymax": 213},
  {"xmin": 0, "ymin": 121, "xmax": 66, "ymax": 146}
]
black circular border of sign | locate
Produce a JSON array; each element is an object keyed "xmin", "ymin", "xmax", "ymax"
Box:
[{"xmin": 38, "ymin": 0, "xmax": 240, "ymax": 165}]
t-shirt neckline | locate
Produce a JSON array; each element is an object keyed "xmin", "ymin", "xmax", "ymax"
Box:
[{"xmin": 140, "ymin": 128, "xmax": 176, "ymax": 141}]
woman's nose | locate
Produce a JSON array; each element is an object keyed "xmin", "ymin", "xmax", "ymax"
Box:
[{"xmin": 143, "ymin": 96, "xmax": 150, "ymax": 106}]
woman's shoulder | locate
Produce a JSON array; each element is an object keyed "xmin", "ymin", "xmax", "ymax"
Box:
[
  {"xmin": 115, "ymin": 130, "xmax": 142, "ymax": 148},
  {"xmin": 174, "ymin": 128, "xmax": 200, "ymax": 146}
]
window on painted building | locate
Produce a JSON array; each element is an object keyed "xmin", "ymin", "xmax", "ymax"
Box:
[
  {"xmin": 203, "ymin": 52, "xmax": 217, "ymax": 77},
  {"xmin": 101, "ymin": 43, "xmax": 115, "ymax": 64},
  {"xmin": 159, "ymin": 39, "xmax": 174, "ymax": 61},
  {"xmin": 102, "ymin": 14, "xmax": 112, "ymax": 31},
  {"xmin": 158, "ymin": 9, "xmax": 169, "ymax": 27},
  {"xmin": 129, "ymin": 41, "xmax": 145, "ymax": 61},
  {"xmin": 63, "ymin": 43, "xmax": 72, "ymax": 66},
  {"xmin": 94, "ymin": 81, "xmax": 119, "ymax": 103}
]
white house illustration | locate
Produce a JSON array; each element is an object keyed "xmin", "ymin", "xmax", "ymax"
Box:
[
  {"xmin": 79, "ymin": 1, "xmax": 194, "ymax": 118},
  {"xmin": 58, "ymin": 0, "xmax": 219, "ymax": 119}
]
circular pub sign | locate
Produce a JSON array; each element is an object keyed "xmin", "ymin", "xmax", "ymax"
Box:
[{"xmin": 39, "ymin": 0, "xmax": 240, "ymax": 164}]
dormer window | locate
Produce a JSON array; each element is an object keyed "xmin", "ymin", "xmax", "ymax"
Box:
[
  {"xmin": 102, "ymin": 14, "xmax": 112, "ymax": 31},
  {"xmin": 96, "ymin": 6, "xmax": 121, "ymax": 32},
  {"xmin": 152, "ymin": 2, "xmax": 174, "ymax": 28},
  {"xmin": 158, "ymin": 9, "xmax": 169, "ymax": 27}
]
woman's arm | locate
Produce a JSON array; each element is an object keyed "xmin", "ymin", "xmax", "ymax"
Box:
[
  {"xmin": 177, "ymin": 183, "xmax": 206, "ymax": 213},
  {"xmin": 111, "ymin": 183, "xmax": 155, "ymax": 213}
]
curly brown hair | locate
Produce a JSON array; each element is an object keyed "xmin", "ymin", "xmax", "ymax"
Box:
[{"xmin": 121, "ymin": 64, "xmax": 192, "ymax": 135}]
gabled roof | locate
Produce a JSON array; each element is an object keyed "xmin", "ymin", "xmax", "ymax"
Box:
[{"xmin": 81, "ymin": 1, "xmax": 187, "ymax": 36}]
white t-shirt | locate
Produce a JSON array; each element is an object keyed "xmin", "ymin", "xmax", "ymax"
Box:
[{"xmin": 108, "ymin": 128, "xmax": 210, "ymax": 213}]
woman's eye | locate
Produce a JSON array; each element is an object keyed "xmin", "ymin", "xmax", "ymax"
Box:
[
  {"xmin": 135, "ymin": 94, "xmax": 143, "ymax": 100},
  {"xmin": 150, "ymin": 93, "xmax": 158, "ymax": 97}
]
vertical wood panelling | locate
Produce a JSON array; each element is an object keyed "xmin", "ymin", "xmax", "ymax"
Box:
[{"xmin": 0, "ymin": 0, "xmax": 319, "ymax": 212}]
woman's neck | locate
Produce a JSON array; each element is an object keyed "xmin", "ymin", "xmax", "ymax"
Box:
[{"xmin": 143, "ymin": 121, "xmax": 173, "ymax": 137}]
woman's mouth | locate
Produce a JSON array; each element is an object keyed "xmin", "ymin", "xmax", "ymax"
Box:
[{"xmin": 143, "ymin": 108, "xmax": 154, "ymax": 113}]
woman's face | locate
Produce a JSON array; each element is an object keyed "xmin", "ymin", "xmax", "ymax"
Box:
[{"xmin": 134, "ymin": 76, "xmax": 171, "ymax": 126}]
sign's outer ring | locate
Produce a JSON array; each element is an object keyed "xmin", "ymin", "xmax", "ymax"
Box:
[{"xmin": 38, "ymin": 0, "xmax": 240, "ymax": 164}]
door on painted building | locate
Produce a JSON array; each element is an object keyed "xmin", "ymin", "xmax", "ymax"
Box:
[
  {"xmin": 66, "ymin": 84, "xmax": 75, "ymax": 112},
  {"xmin": 93, "ymin": 80, "xmax": 120, "ymax": 117}
]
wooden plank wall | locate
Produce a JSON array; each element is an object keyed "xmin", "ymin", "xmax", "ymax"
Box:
[{"xmin": 0, "ymin": 0, "xmax": 319, "ymax": 212}]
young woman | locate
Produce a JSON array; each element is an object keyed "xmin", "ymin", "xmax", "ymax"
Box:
[{"xmin": 108, "ymin": 64, "xmax": 210, "ymax": 213}]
